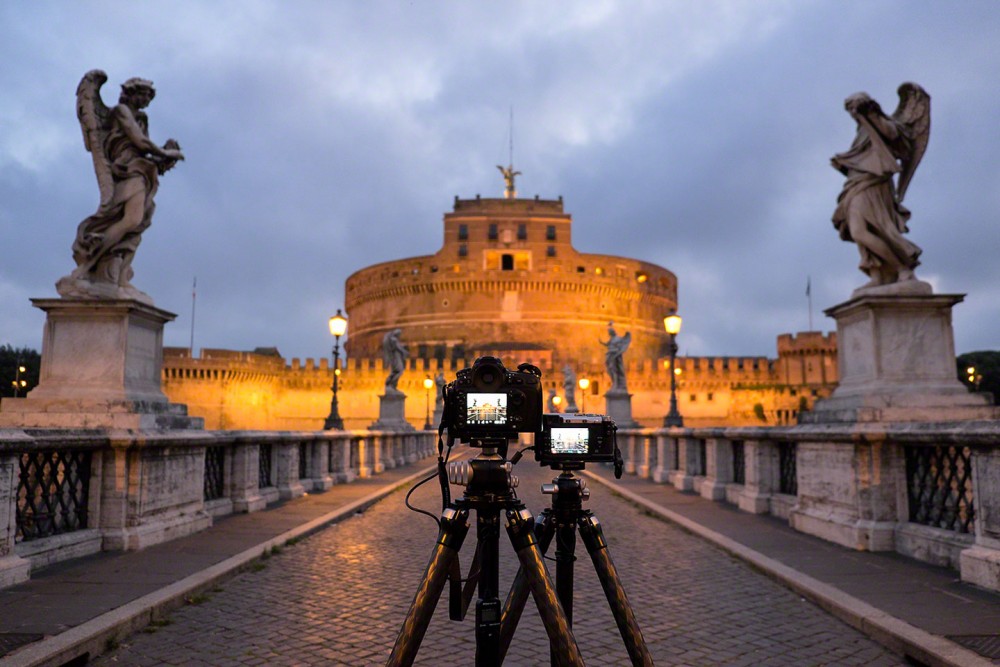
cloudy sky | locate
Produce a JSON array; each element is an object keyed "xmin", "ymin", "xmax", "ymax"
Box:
[{"xmin": 2, "ymin": 1, "xmax": 998, "ymax": 363}]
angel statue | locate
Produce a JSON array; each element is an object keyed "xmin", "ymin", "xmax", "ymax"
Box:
[
  {"xmin": 561, "ymin": 365, "xmax": 578, "ymax": 413},
  {"xmin": 601, "ymin": 322, "xmax": 632, "ymax": 393},
  {"xmin": 382, "ymin": 329, "xmax": 409, "ymax": 394},
  {"xmin": 497, "ymin": 164, "xmax": 521, "ymax": 199},
  {"xmin": 56, "ymin": 70, "xmax": 184, "ymax": 303},
  {"xmin": 831, "ymin": 82, "xmax": 931, "ymax": 292}
]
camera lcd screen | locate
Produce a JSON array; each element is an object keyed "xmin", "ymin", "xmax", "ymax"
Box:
[
  {"xmin": 550, "ymin": 427, "xmax": 589, "ymax": 455},
  {"xmin": 466, "ymin": 393, "xmax": 508, "ymax": 425}
]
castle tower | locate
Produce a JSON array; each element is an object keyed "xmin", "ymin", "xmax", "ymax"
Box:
[{"xmin": 344, "ymin": 188, "xmax": 677, "ymax": 373}]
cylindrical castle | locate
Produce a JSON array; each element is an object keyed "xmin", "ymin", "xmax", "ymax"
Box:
[{"xmin": 344, "ymin": 194, "xmax": 677, "ymax": 375}]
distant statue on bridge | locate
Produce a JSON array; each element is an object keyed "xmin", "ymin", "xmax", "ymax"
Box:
[
  {"xmin": 434, "ymin": 372, "xmax": 446, "ymax": 409},
  {"xmin": 601, "ymin": 322, "xmax": 632, "ymax": 393},
  {"xmin": 562, "ymin": 365, "xmax": 578, "ymax": 413},
  {"xmin": 58, "ymin": 70, "xmax": 184, "ymax": 304},
  {"xmin": 497, "ymin": 164, "xmax": 521, "ymax": 199},
  {"xmin": 382, "ymin": 329, "xmax": 409, "ymax": 393},
  {"xmin": 831, "ymin": 82, "xmax": 931, "ymax": 293}
]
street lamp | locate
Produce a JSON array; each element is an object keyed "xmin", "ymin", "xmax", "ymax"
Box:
[
  {"xmin": 423, "ymin": 375, "xmax": 434, "ymax": 430},
  {"xmin": 578, "ymin": 377, "xmax": 590, "ymax": 413},
  {"xmin": 552, "ymin": 395, "xmax": 562, "ymax": 409},
  {"xmin": 12, "ymin": 364, "xmax": 27, "ymax": 398},
  {"xmin": 663, "ymin": 313, "xmax": 684, "ymax": 427},
  {"xmin": 324, "ymin": 309, "xmax": 348, "ymax": 430}
]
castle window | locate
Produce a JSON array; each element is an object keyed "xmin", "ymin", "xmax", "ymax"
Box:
[
  {"xmin": 707, "ymin": 392, "xmax": 714, "ymax": 401},
  {"xmin": 635, "ymin": 271, "xmax": 648, "ymax": 283},
  {"xmin": 458, "ymin": 224, "xmax": 468, "ymax": 240},
  {"xmin": 458, "ymin": 244, "xmax": 468, "ymax": 258},
  {"xmin": 518, "ymin": 224, "xmax": 527, "ymax": 240},
  {"xmin": 576, "ymin": 266, "xmax": 585, "ymax": 273},
  {"xmin": 501, "ymin": 254, "xmax": 514, "ymax": 271},
  {"xmin": 547, "ymin": 246, "xmax": 556, "ymax": 257},
  {"xmin": 430, "ymin": 265, "xmax": 438, "ymax": 273},
  {"xmin": 546, "ymin": 225, "xmax": 556, "ymax": 241},
  {"xmin": 690, "ymin": 394, "xmax": 698, "ymax": 402},
  {"xmin": 488, "ymin": 223, "xmax": 498, "ymax": 240}
]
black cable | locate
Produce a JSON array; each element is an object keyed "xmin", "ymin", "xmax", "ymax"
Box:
[{"xmin": 404, "ymin": 469, "xmax": 445, "ymax": 528}]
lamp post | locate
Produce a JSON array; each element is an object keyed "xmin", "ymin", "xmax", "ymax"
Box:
[
  {"xmin": 552, "ymin": 395, "xmax": 562, "ymax": 410},
  {"xmin": 663, "ymin": 313, "xmax": 684, "ymax": 427},
  {"xmin": 324, "ymin": 309, "xmax": 348, "ymax": 430},
  {"xmin": 578, "ymin": 377, "xmax": 590, "ymax": 413},
  {"xmin": 423, "ymin": 376, "xmax": 434, "ymax": 430},
  {"xmin": 12, "ymin": 364, "xmax": 26, "ymax": 397}
]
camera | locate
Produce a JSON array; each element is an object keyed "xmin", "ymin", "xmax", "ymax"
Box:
[
  {"xmin": 535, "ymin": 413, "xmax": 618, "ymax": 465},
  {"xmin": 443, "ymin": 356, "xmax": 543, "ymax": 444}
]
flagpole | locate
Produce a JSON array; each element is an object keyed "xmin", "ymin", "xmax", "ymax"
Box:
[
  {"xmin": 190, "ymin": 277, "xmax": 197, "ymax": 357},
  {"xmin": 806, "ymin": 276, "xmax": 813, "ymax": 331}
]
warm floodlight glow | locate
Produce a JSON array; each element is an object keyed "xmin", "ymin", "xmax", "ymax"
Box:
[
  {"xmin": 674, "ymin": 367, "xmax": 682, "ymax": 376},
  {"xmin": 552, "ymin": 395, "xmax": 563, "ymax": 406},
  {"xmin": 329, "ymin": 309, "xmax": 348, "ymax": 337},
  {"xmin": 664, "ymin": 314, "xmax": 682, "ymax": 335},
  {"xmin": 578, "ymin": 378, "xmax": 590, "ymax": 391},
  {"xmin": 423, "ymin": 376, "xmax": 434, "ymax": 390}
]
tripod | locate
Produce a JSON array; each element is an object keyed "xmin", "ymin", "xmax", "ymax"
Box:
[
  {"xmin": 497, "ymin": 464, "xmax": 653, "ymax": 666},
  {"xmin": 387, "ymin": 446, "xmax": 585, "ymax": 667}
]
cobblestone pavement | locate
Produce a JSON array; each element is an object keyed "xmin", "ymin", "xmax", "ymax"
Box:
[{"xmin": 93, "ymin": 462, "xmax": 906, "ymax": 666}]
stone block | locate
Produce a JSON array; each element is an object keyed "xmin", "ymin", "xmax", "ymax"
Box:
[
  {"xmin": 806, "ymin": 294, "xmax": 999, "ymax": 423},
  {"xmin": 961, "ymin": 545, "xmax": 1000, "ymax": 592},
  {"xmin": 370, "ymin": 393, "xmax": 415, "ymax": 432},
  {"xmin": 604, "ymin": 391, "xmax": 639, "ymax": 429},
  {"xmin": 0, "ymin": 298, "xmax": 202, "ymax": 429}
]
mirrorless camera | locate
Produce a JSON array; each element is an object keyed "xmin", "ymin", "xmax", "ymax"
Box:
[
  {"xmin": 535, "ymin": 413, "xmax": 618, "ymax": 465},
  {"xmin": 443, "ymin": 356, "xmax": 543, "ymax": 444}
]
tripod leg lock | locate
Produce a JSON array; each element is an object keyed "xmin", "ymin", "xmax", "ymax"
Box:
[
  {"xmin": 577, "ymin": 512, "xmax": 608, "ymax": 551},
  {"xmin": 505, "ymin": 508, "xmax": 539, "ymax": 551},
  {"xmin": 438, "ymin": 506, "xmax": 470, "ymax": 550}
]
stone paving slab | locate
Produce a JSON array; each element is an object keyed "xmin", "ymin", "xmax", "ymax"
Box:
[
  {"xmin": 0, "ymin": 456, "xmax": 441, "ymax": 666},
  {"xmin": 583, "ymin": 466, "xmax": 1000, "ymax": 666},
  {"xmin": 87, "ymin": 462, "xmax": 908, "ymax": 666}
]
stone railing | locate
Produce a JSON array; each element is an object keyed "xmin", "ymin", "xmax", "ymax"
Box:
[
  {"xmin": 0, "ymin": 428, "xmax": 436, "ymax": 589},
  {"xmin": 615, "ymin": 421, "xmax": 1000, "ymax": 592}
]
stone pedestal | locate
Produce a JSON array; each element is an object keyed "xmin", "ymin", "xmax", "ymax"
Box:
[
  {"xmin": 604, "ymin": 390, "xmax": 639, "ymax": 428},
  {"xmin": 802, "ymin": 293, "xmax": 999, "ymax": 424},
  {"xmin": 0, "ymin": 298, "xmax": 202, "ymax": 430},
  {"xmin": 369, "ymin": 391, "xmax": 415, "ymax": 431}
]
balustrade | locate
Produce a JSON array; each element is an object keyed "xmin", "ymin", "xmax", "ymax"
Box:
[
  {"xmin": 614, "ymin": 421, "xmax": 1000, "ymax": 592},
  {"xmin": 0, "ymin": 427, "xmax": 436, "ymax": 589}
]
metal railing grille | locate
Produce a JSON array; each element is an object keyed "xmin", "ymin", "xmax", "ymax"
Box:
[
  {"xmin": 732, "ymin": 440, "xmax": 745, "ymax": 485},
  {"xmin": 258, "ymin": 443, "xmax": 273, "ymax": 489},
  {"xmin": 905, "ymin": 445, "xmax": 975, "ymax": 534},
  {"xmin": 778, "ymin": 442, "xmax": 798, "ymax": 495},
  {"xmin": 17, "ymin": 450, "xmax": 91, "ymax": 542},
  {"xmin": 204, "ymin": 446, "xmax": 226, "ymax": 501}
]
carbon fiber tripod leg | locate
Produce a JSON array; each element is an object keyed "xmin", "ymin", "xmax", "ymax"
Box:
[
  {"xmin": 577, "ymin": 513, "xmax": 653, "ymax": 667},
  {"xmin": 498, "ymin": 508, "xmax": 556, "ymax": 662},
  {"xmin": 387, "ymin": 507, "xmax": 470, "ymax": 667},
  {"xmin": 506, "ymin": 508, "xmax": 585, "ymax": 667}
]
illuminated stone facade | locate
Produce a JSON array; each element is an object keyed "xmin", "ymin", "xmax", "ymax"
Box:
[
  {"xmin": 344, "ymin": 196, "xmax": 677, "ymax": 369},
  {"xmin": 160, "ymin": 193, "xmax": 839, "ymax": 430}
]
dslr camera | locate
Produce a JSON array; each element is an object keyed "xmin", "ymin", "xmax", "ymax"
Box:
[
  {"xmin": 535, "ymin": 413, "xmax": 618, "ymax": 466},
  {"xmin": 443, "ymin": 356, "xmax": 543, "ymax": 444}
]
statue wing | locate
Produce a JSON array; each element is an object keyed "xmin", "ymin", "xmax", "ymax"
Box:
[
  {"xmin": 621, "ymin": 332, "xmax": 632, "ymax": 354},
  {"xmin": 892, "ymin": 82, "xmax": 931, "ymax": 203},
  {"xmin": 76, "ymin": 70, "xmax": 114, "ymax": 207}
]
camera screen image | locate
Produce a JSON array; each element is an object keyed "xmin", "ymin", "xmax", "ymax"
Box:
[
  {"xmin": 466, "ymin": 393, "xmax": 508, "ymax": 425},
  {"xmin": 550, "ymin": 427, "xmax": 589, "ymax": 455}
]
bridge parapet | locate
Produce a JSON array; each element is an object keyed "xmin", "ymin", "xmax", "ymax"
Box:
[
  {"xmin": 614, "ymin": 420, "xmax": 1000, "ymax": 592},
  {"xmin": 0, "ymin": 427, "xmax": 436, "ymax": 589}
]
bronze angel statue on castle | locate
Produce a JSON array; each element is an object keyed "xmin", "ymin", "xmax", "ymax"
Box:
[
  {"xmin": 831, "ymin": 82, "xmax": 931, "ymax": 293},
  {"xmin": 56, "ymin": 70, "xmax": 184, "ymax": 303}
]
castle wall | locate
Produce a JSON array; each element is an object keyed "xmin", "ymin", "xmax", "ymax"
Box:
[{"xmin": 163, "ymin": 331, "xmax": 838, "ymax": 431}]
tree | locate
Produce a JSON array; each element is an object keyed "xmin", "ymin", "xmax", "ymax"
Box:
[
  {"xmin": 0, "ymin": 345, "xmax": 40, "ymax": 398},
  {"xmin": 957, "ymin": 351, "xmax": 1000, "ymax": 406}
]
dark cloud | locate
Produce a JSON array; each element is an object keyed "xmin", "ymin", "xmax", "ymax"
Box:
[{"xmin": 1, "ymin": 1, "xmax": 997, "ymax": 363}]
